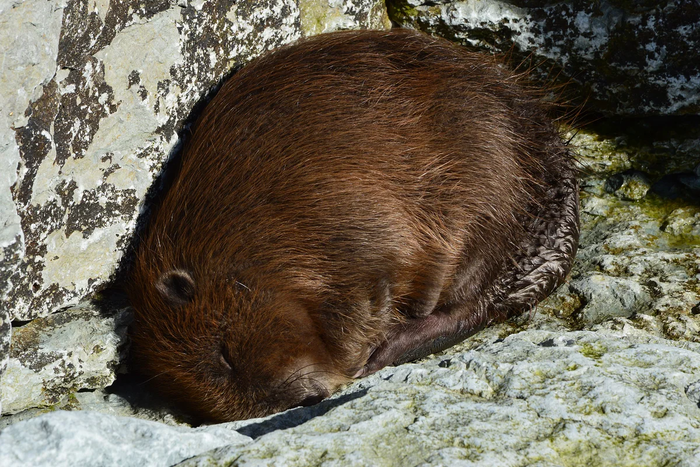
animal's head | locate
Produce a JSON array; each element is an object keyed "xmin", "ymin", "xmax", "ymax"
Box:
[{"xmin": 127, "ymin": 267, "xmax": 350, "ymax": 422}]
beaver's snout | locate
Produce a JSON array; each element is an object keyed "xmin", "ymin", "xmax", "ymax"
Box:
[{"xmin": 276, "ymin": 370, "xmax": 332, "ymax": 410}]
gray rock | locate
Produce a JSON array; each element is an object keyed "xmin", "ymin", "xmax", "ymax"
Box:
[
  {"xmin": 0, "ymin": 388, "xmax": 184, "ymax": 431},
  {"xmin": 605, "ymin": 170, "xmax": 651, "ymax": 201},
  {"xmin": 0, "ymin": 410, "xmax": 250, "ymax": 467},
  {"xmin": 0, "ymin": 0, "xmax": 66, "ymax": 416},
  {"xmin": 389, "ymin": 0, "xmax": 700, "ymax": 116},
  {"xmin": 687, "ymin": 379, "xmax": 700, "ymax": 407},
  {"xmin": 1, "ymin": 302, "xmax": 130, "ymax": 415},
  {"xmin": 300, "ymin": 0, "xmax": 391, "ymax": 35},
  {"xmin": 569, "ymin": 274, "xmax": 653, "ymax": 323},
  {"xmin": 663, "ymin": 207, "xmax": 700, "ymax": 237},
  {"xmin": 0, "ymin": 312, "xmax": 8, "ymax": 415},
  {"xmin": 2, "ymin": 0, "xmax": 302, "ymax": 324},
  {"xmin": 185, "ymin": 329, "xmax": 700, "ymax": 466},
  {"xmin": 535, "ymin": 125, "xmax": 700, "ymax": 339},
  {"xmin": 2, "ymin": 329, "xmax": 699, "ymax": 466}
]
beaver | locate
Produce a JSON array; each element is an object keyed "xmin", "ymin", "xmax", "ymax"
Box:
[{"xmin": 127, "ymin": 28, "xmax": 579, "ymax": 423}]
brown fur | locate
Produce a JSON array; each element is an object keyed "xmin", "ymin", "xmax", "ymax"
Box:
[{"xmin": 127, "ymin": 29, "xmax": 578, "ymax": 422}]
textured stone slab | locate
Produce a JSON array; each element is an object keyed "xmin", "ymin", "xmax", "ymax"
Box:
[
  {"xmin": 1, "ymin": 302, "xmax": 130, "ymax": 415},
  {"xmin": 539, "ymin": 127, "xmax": 700, "ymax": 340},
  {"xmin": 180, "ymin": 329, "xmax": 700, "ymax": 466},
  {"xmin": 300, "ymin": 0, "xmax": 391, "ymax": 35},
  {"xmin": 1, "ymin": 329, "xmax": 699, "ymax": 466},
  {"xmin": 390, "ymin": 0, "xmax": 700, "ymax": 116},
  {"xmin": 0, "ymin": 410, "xmax": 250, "ymax": 467},
  {"xmin": 2, "ymin": 0, "xmax": 303, "ymax": 324}
]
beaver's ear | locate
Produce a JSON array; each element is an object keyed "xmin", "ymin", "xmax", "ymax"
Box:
[{"xmin": 155, "ymin": 269, "xmax": 196, "ymax": 307}]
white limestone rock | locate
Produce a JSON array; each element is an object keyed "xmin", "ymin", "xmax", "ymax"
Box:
[
  {"xmin": 539, "ymin": 126, "xmax": 700, "ymax": 339},
  {"xmin": 1, "ymin": 302, "xmax": 130, "ymax": 415},
  {"xmin": 3, "ymin": 0, "xmax": 304, "ymax": 323},
  {"xmin": 0, "ymin": 410, "xmax": 250, "ymax": 467},
  {"xmin": 299, "ymin": 0, "xmax": 391, "ymax": 36},
  {"xmin": 184, "ymin": 329, "xmax": 700, "ymax": 466}
]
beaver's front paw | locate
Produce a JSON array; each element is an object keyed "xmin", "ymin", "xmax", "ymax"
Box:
[{"xmin": 355, "ymin": 313, "xmax": 463, "ymax": 377}]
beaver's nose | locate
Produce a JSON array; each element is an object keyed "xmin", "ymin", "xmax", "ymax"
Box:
[
  {"xmin": 277, "ymin": 358, "xmax": 333, "ymax": 410},
  {"xmin": 287, "ymin": 378, "xmax": 331, "ymax": 409},
  {"xmin": 296, "ymin": 386, "xmax": 330, "ymax": 407}
]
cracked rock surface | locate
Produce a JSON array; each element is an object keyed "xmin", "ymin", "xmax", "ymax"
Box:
[
  {"xmin": 541, "ymin": 122, "xmax": 700, "ymax": 342},
  {"xmin": 2, "ymin": 0, "xmax": 307, "ymax": 323},
  {"xmin": 1, "ymin": 302, "xmax": 130, "ymax": 416},
  {"xmin": 0, "ymin": 410, "xmax": 250, "ymax": 466}
]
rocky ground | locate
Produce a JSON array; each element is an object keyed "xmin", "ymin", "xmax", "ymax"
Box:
[{"xmin": 2, "ymin": 325, "xmax": 700, "ymax": 466}]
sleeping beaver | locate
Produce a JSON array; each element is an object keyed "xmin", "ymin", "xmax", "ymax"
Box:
[{"xmin": 127, "ymin": 28, "xmax": 579, "ymax": 422}]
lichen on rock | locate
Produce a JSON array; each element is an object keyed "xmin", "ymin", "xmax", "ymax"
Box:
[
  {"xmin": 3, "ymin": 0, "xmax": 307, "ymax": 327},
  {"xmin": 3, "ymin": 329, "xmax": 698, "ymax": 466},
  {"xmin": 539, "ymin": 122, "xmax": 700, "ymax": 341},
  {"xmin": 299, "ymin": 0, "xmax": 391, "ymax": 36}
]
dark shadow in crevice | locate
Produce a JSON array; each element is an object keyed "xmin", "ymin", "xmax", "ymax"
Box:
[{"xmin": 103, "ymin": 371, "xmax": 195, "ymax": 424}]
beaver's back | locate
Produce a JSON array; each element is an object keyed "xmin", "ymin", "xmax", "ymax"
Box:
[{"xmin": 151, "ymin": 29, "xmax": 559, "ymax": 297}]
